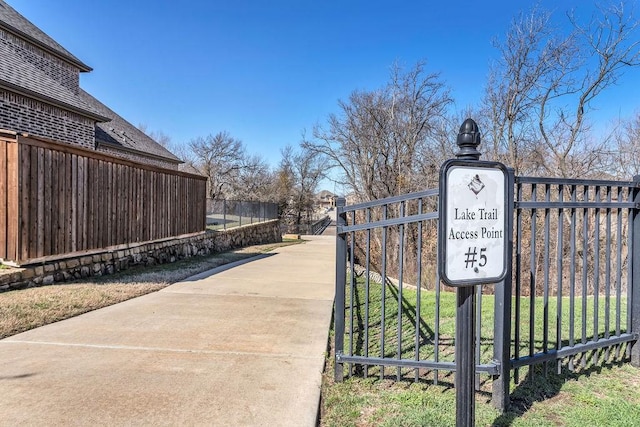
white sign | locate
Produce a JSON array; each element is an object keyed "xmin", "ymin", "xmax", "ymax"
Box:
[{"xmin": 440, "ymin": 162, "xmax": 508, "ymax": 285}]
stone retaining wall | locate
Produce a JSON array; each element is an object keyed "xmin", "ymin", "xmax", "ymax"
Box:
[{"xmin": 0, "ymin": 220, "xmax": 281, "ymax": 292}]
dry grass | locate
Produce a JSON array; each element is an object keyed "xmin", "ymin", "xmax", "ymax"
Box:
[
  {"xmin": 0, "ymin": 238, "xmax": 305, "ymax": 339},
  {"xmin": 0, "ymin": 283, "xmax": 166, "ymax": 338}
]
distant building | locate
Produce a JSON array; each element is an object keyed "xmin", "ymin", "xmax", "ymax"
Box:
[
  {"xmin": 317, "ymin": 190, "xmax": 336, "ymax": 210},
  {"xmin": 0, "ymin": 0, "xmax": 180, "ymax": 169}
]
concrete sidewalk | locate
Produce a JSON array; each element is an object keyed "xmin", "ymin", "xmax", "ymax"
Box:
[{"xmin": 0, "ymin": 236, "xmax": 335, "ymax": 426}]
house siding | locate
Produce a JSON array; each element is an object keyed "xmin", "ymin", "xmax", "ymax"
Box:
[
  {"xmin": 0, "ymin": 90, "xmax": 94, "ymax": 148},
  {"xmin": 0, "ymin": 28, "xmax": 80, "ymax": 92}
]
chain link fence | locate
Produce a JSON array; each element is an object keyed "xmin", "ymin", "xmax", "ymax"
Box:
[{"xmin": 206, "ymin": 199, "xmax": 278, "ymax": 230}]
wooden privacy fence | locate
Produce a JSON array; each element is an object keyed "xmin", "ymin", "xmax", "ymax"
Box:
[{"xmin": 0, "ymin": 132, "xmax": 207, "ymax": 265}]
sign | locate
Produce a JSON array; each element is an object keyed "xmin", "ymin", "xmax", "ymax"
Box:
[{"xmin": 439, "ymin": 160, "xmax": 508, "ymax": 286}]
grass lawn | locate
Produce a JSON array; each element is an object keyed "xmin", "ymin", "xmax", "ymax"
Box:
[
  {"xmin": 0, "ymin": 238, "xmax": 304, "ymax": 339},
  {"xmin": 321, "ymin": 277, "xmax": 640, "ymax": 426}
]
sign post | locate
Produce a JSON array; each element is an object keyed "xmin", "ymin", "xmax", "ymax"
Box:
[{"xmin": 438, "ymin": 119, "xmax": 508, "ymax": 426}]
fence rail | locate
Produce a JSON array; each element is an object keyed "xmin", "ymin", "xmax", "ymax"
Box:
[
  {"xmin": 206, "ymin": 199, "xmax": 278, "ymax": 230},
  {"xmin": 0, "ymin": 134, "xmax": 207, "ymax": 265},
  {"xmin": 309, "ymin": 215, "xmax": 331, "ymax": 235}
]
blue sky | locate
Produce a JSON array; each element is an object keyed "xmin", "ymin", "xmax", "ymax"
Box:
[{"xmin": 7, "ymin": 0, "xmax": 640, "ymax": 173}]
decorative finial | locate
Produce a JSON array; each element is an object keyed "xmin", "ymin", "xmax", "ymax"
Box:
[{"xmin": 456, "ymin": 118, "xmax": 481, "ymax": 160}]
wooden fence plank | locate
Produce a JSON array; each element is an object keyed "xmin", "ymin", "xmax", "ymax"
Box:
[
  {"xmin": 50, "ymin": 150, "xmax": 58, "ymax": 256},
  {"xmin": 71, "ymin": 154, "xmax": 77, "ymax": 253},
  {"xmin": 58, "ymin": 151, "xmax": 66, "ymax": 255},
  {"xmin": 87, "ymin": 158, "xmax": 94, "ymax": 250},
  {"xmin": 0, "ymin": 140, "xmax": 7, "ymax": 259},
  {"xmin": 44, "ymin": 149, "xmax": 52, "ymax": 256},
  {"xmin": 19, "ymin": 144, "xmax": 30, "ymax": 261},
  {"xmin": 28, "ymin": 146, "xmax": 37, "ymax": 259},
  {"xmin": 105, "ymin": 160, "xmax": 111, "ymax": 247},
  {"xmin": 36, "ymin": 147, "xmax": 45, "ymax": 258},
  {"xmin": 122, "ymin": 165, "xmax": 128, "ymax": 244},
  {"xmin": 64, "ymin": 151, "xmax": 70, "ymax": 253},
  {"xmin": 78, "ymin": 156, "xmax": 86, "ymax": 251},
  {"xmin": 5, "ymin": 141, "xmax": 18, "ymax": 262}
]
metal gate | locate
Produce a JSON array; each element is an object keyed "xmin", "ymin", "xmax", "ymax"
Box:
[{"xmin": 334, "ymin": 139, "xmax": 640, "ymax": 412}]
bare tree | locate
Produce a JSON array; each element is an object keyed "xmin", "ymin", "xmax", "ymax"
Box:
[
  {"xmin": 186, "ymin": 131, "xmax": 247, "ymax": 201},
  {"xmin": 533, "ymin": 2, "xmax": 640, "ymax": 177},
  {"xmin": 613, "ymin": 112, "xmax": 640, "ymax": 178},
  {"xmin": 272, "ymin": 166, "xmax": 295, "ymax": 217},
  {"xmin": 278, "ymin": 144, "xmax": 327, "ymax": 231},
  {"xmin": 230, "ymin": 154, "xmax": 272, "ymax": 201},
  {"xmin": 305, "ymin": 61, "xmax": 451, "ymax": 282},
  {"xmin": 480, "ymin": 7, "xmax": 578, "ymax": 174},
  {"xmin": 482, "ymin": 2, "xmax": 640, "ymax": 177},
  {"xmin": 307, "ymin": 61, "xmax": 452, "ymax": 202}
]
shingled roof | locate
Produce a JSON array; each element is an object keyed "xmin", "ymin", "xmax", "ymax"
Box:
[
  {"xmin": 79, "ymin": 89, "xmax": 182, "ymax": 164},
  {"xmin": 0, "ymin": 41, "xmax": 107, "ymax": 121},
  {"xmin": 0, "ymin": 0, "xmax": 90, "ymax": 71}
]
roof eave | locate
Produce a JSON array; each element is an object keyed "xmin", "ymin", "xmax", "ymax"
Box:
[{"xmin": 96, "ymin": 140, "xmax": 183, "ymax": 165}]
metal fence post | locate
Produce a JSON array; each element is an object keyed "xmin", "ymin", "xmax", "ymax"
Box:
[
  {"xmin": 335, "ymin": 197, "xmax": 347, "ymax": 382},
  {"xmin": 454, "ymin": 118, "xmax": 482, "ymax": 427},
  {"xmin": 631, "ymin": 175, "xmax": 640, "ymax": 367},
  {"xmin": 223, "ymin": 199, "xmax": 227, "ymax": 230},
  {"xmin": 492, "ymin": 167, "xmax": 515, "ymax": 411}
]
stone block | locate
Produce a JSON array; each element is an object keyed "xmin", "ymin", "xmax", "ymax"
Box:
[{"xmin": 21, "ymin": 269, "xmax": 35, "ymax": 280}]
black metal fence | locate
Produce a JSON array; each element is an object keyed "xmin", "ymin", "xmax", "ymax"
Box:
[
  {"xmin": 334, "ymin": 175, "xmax": 640, "ymax": 411},
  {"xmin": 206, "ymin": 199, "xmax": 278, "ymax": 230},
  {"xmin": 281, "ymin": 213, "xmax": 332, "ymax": 235}
]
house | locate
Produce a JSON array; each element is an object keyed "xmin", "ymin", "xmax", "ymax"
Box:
[
  {"xmin": 316, "ymin": 190, "xmax": 336, "ymax": 210},
  {"xmin": 0, "ymin": 0, "xmax": 180, "ymax": 169}
]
